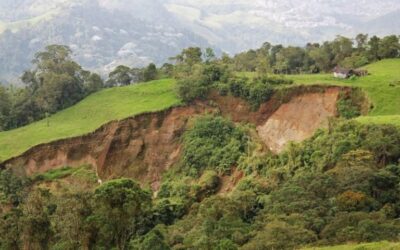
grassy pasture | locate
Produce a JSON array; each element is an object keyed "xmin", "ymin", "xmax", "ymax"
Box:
[
  {"xmin": 240, "ymin": 59, "xmax": 400, "ymax": 126},
  {"xmin": 0, "ymin": 79, "xmax": 180, "ymax": 160}
]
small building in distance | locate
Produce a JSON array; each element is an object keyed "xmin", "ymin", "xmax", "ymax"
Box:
[
  {"xmin": 333, "ymin": 66, "xmax": 353, "ymax": 79},
  {"xmin": 333, "ymin": 66, "xmax": 368, "ymax": 79}
]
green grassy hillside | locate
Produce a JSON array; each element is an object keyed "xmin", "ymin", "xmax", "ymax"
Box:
[
  {"xmin": 289, "ymin": 59, "xmax": 400, "ymax": 126},
  {"xmin": 0, "ymin": 79, "xmax": 180, "ymax": 161},
  {"xmin": 288, "ymin": 59, "xmax": 400, "ymax": 115},
  {"xmin": 242, "ymin": 59, "xmax": 400, "ymax": 126},
  {"xmin": 1, "ymin": 60, "xmax": 399, "ymax": 161},
  {"xmin": 302, "ymin": 241, "xmax": 400, "ymax": 250}
]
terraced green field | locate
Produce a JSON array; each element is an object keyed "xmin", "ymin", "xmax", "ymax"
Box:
[{"xmin": 0, "ymin": 79, "xmax": 180, "ymax": 161}]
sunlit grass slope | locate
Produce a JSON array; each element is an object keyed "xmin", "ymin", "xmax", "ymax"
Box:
[
  {"xmin": 242, "ymin": 59, "xmax": 400, "ymax": 126},
  {"xmin": 302, "ymin": 241, "xmax": 400, "ymax": 250},
  {"xmin": 0, "ymin": 79, "xmax": 180, "ymax": 160}
]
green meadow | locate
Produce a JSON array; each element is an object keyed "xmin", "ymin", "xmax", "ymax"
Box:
[{"xmin": 0, "ymin": 79, "xmax": 180, "ymax": 160}]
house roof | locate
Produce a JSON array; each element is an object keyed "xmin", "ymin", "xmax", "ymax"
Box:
[{"xmin": 333, "ymin": 66, "xmax": 352, "ymax": 75}]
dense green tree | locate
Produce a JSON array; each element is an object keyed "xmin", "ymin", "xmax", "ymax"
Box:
[
  {"xmin": 174, "ymin": 47, "xmax": 203, "ymax": 66},
  {"xmin": 331, "ymin": 36, "xmax": 354, "ymax": 64},
  {"xmin": 204, "ymin": 48, "xmax": 216, "ymax": 63},
  {"xmin": 0, "ymin": 169, "xmax": 28, "ymax": 206},
  {"xmin": 93, "ymin": 179, "xmax": 152, "ymax": 250},
  {"xmin": 182, "ymin": 115, "xmax": 247, "ymax": 176},
  {"xmin": 0, "ymin": 208, "xmax": 22, "ymax": 250},
  {"xmin": 0, "ymin": 86, "xmax": 12, "ymax": 131},
  {"xmin": 2, "ymin": 44, "xmax": 104, "ymax": 130},
  {"xmin": 52, "ymin": 193, "xmax": 95, "ymax": 250},
  {"xmin": 21, "ymin": 189, "xmax": 53, "ymax": 250},
  {"xmin": 107, "ymin": 65, "xmax": 134, "ymax": 86},
  {"xmin": 367, "ymin": 35, "xmax": 381, "ymax": 61},
  {"xmin": 378, "ymin": 35, "xmax": 400, "ymax": 59},
  {"xmin": 309, "ymin": 46, "xmax": 332, "ymax": 72},
  {"xmin": 130, "ymin": 229, "xmax": 170, "ymax": 250},
  {"xmin": 22, "ymin": 45, "xmax": 86, "ymax": 112},
  {"xmin": 160, "ymin": 63, "xmax": 174, "ymax": 78},
  {"xmin": 355, "ymin": 33, "xmax": 369, "ymax": 51},
  {"xmin": 233, "ymin": 50, "xmax": 258, "ymax": 71},
  {"xmin": 83, "ymin": 72, "xmax": 104, "ymax": 94},
  {"xmin": 143, "ymin": 63, "xmax": 158, "ymax": 82},
  {"xmin": 274, "ymin": 46, "xmax": 306, "ymax": 74}
]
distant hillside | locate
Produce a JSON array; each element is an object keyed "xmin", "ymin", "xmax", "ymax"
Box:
[
  {"xmin": 1, "ymin": 0, "xmax": 400, "ymax": 83},
  {"xmin": 0, "ymin": 0, "xmax": 212, "ymax": 82}
]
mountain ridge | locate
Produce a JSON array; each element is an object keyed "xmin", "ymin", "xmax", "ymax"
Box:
[{"xmin": 0, "ymin": 0, "xmax": 399, "ymax": 82}]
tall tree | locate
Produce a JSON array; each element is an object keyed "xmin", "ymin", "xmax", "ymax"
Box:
[
  {"xmin": 173, "ymin": 47, "xmax": 203, "ymax": 66},
  {"xmin": 378, "ymin": 35, "xmax": 400, "ymax": 59},
  {"xmin": 143, "ymin": 63, "xmax": 158, "ymax": 82},
  {"xmin": 21, "ymin": 189, "xmax": 53, "ymax": 250},
  {"xmin": 204, "ymin": 48, "xmax": 216, "ymax": 63},
  {"xmin": 107, "ymin": 65, "xmax": 134, "ymax": 87},
  {"xmin": 367, "ymin": 35, "xmax": 381, "ymax": 61},
  {"xmin": 0, "ymin": 86, "xmax": 12, "ymax": 131},
  {"xmin": 355, "ymin": 33, "xmax": 369, "ymax": 51},
  {"xmin": 8, "ymin": 44, "xmax": 100, "ymax": 129},
  {"xmin": 93, "ymin": 179, "xmax": 152, "ymax": 250}
]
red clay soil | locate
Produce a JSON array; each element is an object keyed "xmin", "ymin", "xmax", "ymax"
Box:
[{"xmin": 1, "ymin": 86, "xmax": 344, "ymax": 189}]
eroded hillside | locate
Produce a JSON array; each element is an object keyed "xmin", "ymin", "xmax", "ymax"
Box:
[{"xmin": 1, "ymin": 86, "xmax": 349, "ymax": 189}]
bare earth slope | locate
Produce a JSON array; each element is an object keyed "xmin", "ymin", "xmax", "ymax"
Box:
[
  {"xmin": 1, "ymin": 86, "xmax": 344, "ymax": 188},
  {"xmin": 258, "ymin": 88, "xmax": 339, "ymax": 153}
]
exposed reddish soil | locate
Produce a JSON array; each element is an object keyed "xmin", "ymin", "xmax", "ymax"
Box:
[
  {"xmin": 218, "ymin": 168, "xmax": 245, "ymax": 194},
  {"xmin": 257, "ymin": 88, "xmax": 340, "ymax": 153},
  {"xmin": 1, "ymin": 86, "xmax": 345, "ymax": 189}
]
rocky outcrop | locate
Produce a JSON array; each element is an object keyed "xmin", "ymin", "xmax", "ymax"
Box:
[{"xmin": 1, "ymin": 86, "xmax": 347, "ymax": 189}]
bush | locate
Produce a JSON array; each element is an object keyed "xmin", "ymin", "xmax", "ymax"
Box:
[
  {"xmin": 176, "ymin": 63, "xmax": 231, "ymax": 102},
  {"xmin": 258, "ymin": 75, "xmax": 294, "ymax": 85},
  {"xmin": 242, "ymin": 221, "xmax": 317, "ymax": 250},
  {"xmin": 216, "ymin": 83, "xmax": 229, "ymax": 96},
  {"xmin": 228, "ymin": 77, "xmax": 275, "ymax": 109},
  {"xmin": 176, "ymin": 76, "xmax": 210, "ymax": 103},
  {"xmin": 337, "ymin": 89, "xmax": 368, "ymax": 119},
  {"xmin": 130, "ymin": 229, "xmax": 170, "ymax": 250},
  {"xmin": 182, "ymin": 115, "xmax": 247, "ymax": 176}
]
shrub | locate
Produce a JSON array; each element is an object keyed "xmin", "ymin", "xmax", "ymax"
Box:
[
  {"xmin": 176, "ymin": 76, "xmax": 210, "ymax": 103},
  {"xmin": 337, "ymin": 89, "xmax": 368, "ymax": 119},
  {"xmin": 258, "ymin": 75, "xmax": 294, "ymax": 85},
  {"xmin": 228, "ymin": 77, "xmax": 275, "ymax": 109},
  {"xmin": 216, "ymin": 83, "xmax": 230, "ymax": 96},
  {"xmin": 182, "ymin": 115, "xmax": 247, "ymax": 176}
]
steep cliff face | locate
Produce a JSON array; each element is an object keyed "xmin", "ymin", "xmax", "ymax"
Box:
[
  {"xmin": 1, "ymin": 86, "xmax": 345, "ymax": 189},
  {"xmin": 257, "ymin": 88, "xmax": 340, "ymax": 153},
  {"xmin": 3, "ymin": 105, "xmax": 215, "ymax": 189}
]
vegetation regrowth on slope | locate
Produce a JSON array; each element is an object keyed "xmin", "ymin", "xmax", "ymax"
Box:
[{"xmin": 0, "ymin": 34, "xmax": 400, "ymax": 249}]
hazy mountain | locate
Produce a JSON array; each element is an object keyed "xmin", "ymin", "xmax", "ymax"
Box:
[
  {"xmin": 0, "ymin": 0, "xmax": 211, "ymax": 82},
  {"xmin": 165, "ymin": 0, "xmax": 400, "ymax": 51},
  {"xmin": 0, "ymin": 0, "xmax": 399, "ymax": 83}
]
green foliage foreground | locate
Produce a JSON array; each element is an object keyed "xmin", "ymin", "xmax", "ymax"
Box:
[
  {"xmin": 302, "ymin": 241, "xmax": 400, "ymax": 250},
  {"xmin": 1, "ymin": 118, "xmax": 400, "ymax": 249}
]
